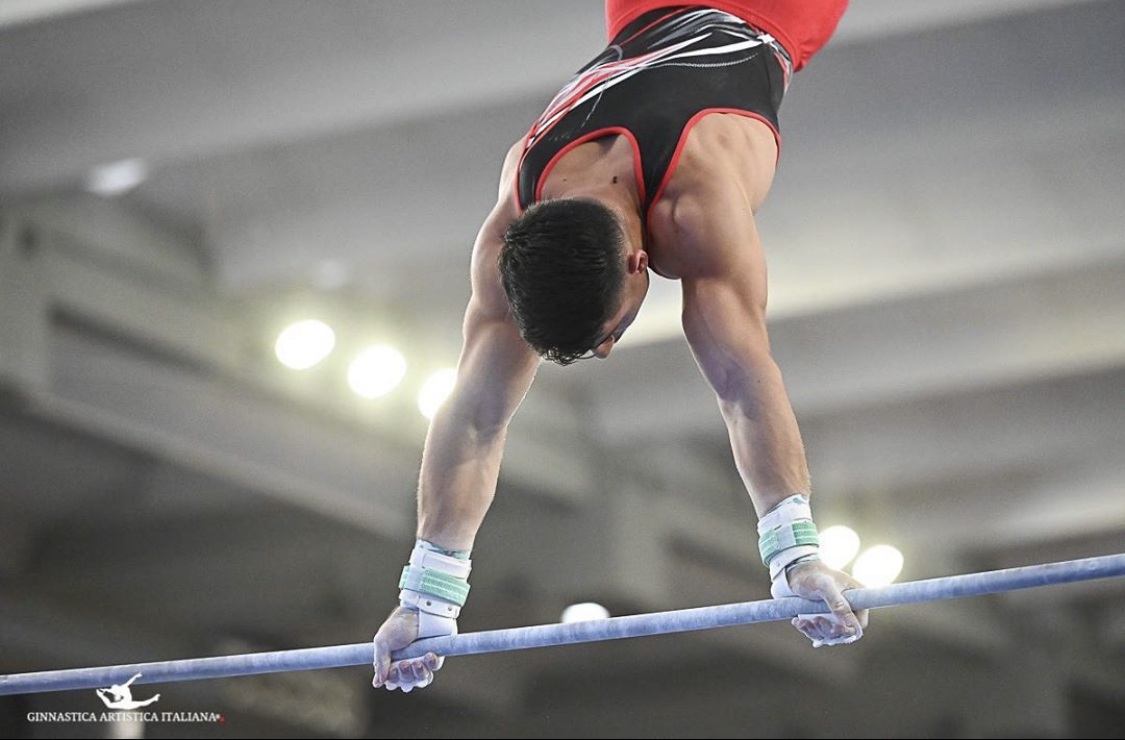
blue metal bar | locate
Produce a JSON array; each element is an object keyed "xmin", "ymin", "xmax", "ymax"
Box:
[{"xmin": 2, "ymin": 552, "xmax": 1123, "ymax": 695}]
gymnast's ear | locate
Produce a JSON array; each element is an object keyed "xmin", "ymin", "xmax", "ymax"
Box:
[{"xmin": 628, "ymin": 250, "xmax": 648, "ymax": 273}]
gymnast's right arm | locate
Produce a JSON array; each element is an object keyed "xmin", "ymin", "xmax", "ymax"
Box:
[
  {"xmin": 372, "ymin": 143, "xmax": 539, "ymax": 692},
  {"xmin": 414, "ymin": 208, "xmax": 540, "ymax": 554}
]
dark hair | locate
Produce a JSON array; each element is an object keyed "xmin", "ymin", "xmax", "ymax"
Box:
[{"xmin": 499, "ymin": 198, "xmax": 625, "ymax": 365}]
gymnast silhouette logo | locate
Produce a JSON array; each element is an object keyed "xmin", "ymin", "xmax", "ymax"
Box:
[{"xmin": 95, "ymin": 673, "xmax": 161, "ymax": 709}]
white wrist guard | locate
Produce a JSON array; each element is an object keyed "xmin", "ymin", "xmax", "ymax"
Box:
[
  {"xmin": 399, "ymin": 591, "xmax": 460, "ymax": 639},
  {"xmin": 757, "ymin": 494, "xmax": 820, "ymax": 583},
  {"xmin": 398, "ymin": 539, "xmax": 472, "ymax": 633}
]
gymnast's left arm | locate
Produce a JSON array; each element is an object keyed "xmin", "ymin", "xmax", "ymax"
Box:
[{"xmin": 673, "ymin": 192, "xmax": 869, "ymax": 647}]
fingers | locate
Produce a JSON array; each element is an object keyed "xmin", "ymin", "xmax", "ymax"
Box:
[
  {"xmin": 822, "ymin": 586, "xmax": 864, "ymax": 637},
  {"xmin": 372, "ymin": 636, "xmax": 390, "ymax": 689},
  {"xmin": 792, "ymin": 616, "xmax": 836, "ymax": 645},
  {"xmin": 816, "ymin": 615, "xmax": 860, "ymax": 646},
  {"xmin": 840, "ymin": 578, "xmax": 870, "ymax": 631},
  {"xmin": 398, "ymin": 659, "xmax": 429, "ymax": 687},
  {"xmin": 388, "ymin": 658, "xmax": 434, "ymax": 692},
  {"xmin": 792, "ymin": 617, "xmax": 817, "ymax": 643},
  {"xmin": 792, "ymin": 614, "xmax": 862, "ymax": 648},
  {"xmin": 374, "ymin": 652, "xmax": 444, "ymax": 692}
]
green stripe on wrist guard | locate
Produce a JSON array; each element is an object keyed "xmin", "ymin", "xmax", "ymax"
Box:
[
  {"xmin": 759, "ymin": 520, "xmax": 820, "ymax": 566},
  {"xmin": 399, "ymin": 565, "xmax": 471, "ymax": 605}
]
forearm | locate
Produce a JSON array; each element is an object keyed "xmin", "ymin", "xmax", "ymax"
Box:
[
  {"xmin": 415, "ymin": 397, "xmax": 509, "ymax": 553},
  {"xmin": 718, "ymin": 353, "xmax": 811, "ymax": 517}
]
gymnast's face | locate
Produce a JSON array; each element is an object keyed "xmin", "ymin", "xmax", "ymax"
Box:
[{"xmin": 585, "ymin": 249, "xmax": 650, "ymax": 360}]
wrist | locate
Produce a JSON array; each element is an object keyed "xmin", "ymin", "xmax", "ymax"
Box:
[
  {"xmin": 757, "ymin": 494, "xmax": 821, "ymax": 582},
  {"xmin": 398, "ymin": 538, "xmax": 473, "ymax": 620},
  {"xmin": 415, "ymin": 537, "xmax": 471, "ymax": 560},
  {"xmin": 785, "ymin": 553, "xmax": 821, "ymax": 573}
]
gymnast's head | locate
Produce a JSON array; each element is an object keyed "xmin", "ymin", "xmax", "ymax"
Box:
[{"xmin": 499, "ymin": 197, "xmax": 650, "ymax": 365}]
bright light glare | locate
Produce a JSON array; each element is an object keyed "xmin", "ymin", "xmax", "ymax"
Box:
[
  {"xmin": 274, "ymin": 320, "xmax": 336, "ymax": 370},
  {"xmin": 348, "ymin": 345, "xmax": 407, "ymax": 398},
  {"xmin": 819, "ymin": 525, "xmax": 861, "ymax": 569},
  {"xmin": 852, "ymin": 544, "xmax": 904, "ymax": 587},
  {"xmin": 418, "ymin": 368, "xmax": 457, "ymax": 419},
  {"xmin": 561, "ymin": 602, "xmax": 610, "ymax": 623}
]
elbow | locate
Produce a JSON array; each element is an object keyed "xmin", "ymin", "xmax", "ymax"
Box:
[
  {"xmin": 442, "ymin": 389, "xmax": 512, "ymax": 441},
  {"xmin": 468, "ymin": 415, "xmax": 509, "ymax": 442}
]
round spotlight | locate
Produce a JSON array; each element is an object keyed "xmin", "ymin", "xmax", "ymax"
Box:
[
  {"xmin": 274, "ymin": 319, "xmax": 336, "ymax": 370},
  {"xmin": 819, "ymin": 525, "xmax": 861, "ymax": 570},
  {"xmin": 348, "ymin": 346, "xmax": 407, "ymax": 399},
  {"xmin": 852, "ymin": 544, "xmax": 904, "ymax": 587},
  {"xmin": 560, "ymin": 602, "xmax": 610, "ymax": 624},
  {"xmin": 418, "ymin": 368, "xmax": 457, "ymax": 419}
]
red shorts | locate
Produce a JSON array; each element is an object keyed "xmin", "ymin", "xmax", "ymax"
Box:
[{"xmin": 605, "ymin": 0, "xmax": 849, "ymax": 72}]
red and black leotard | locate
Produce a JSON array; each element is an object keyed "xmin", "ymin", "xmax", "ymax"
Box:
[{"xmin": 515, "ymin": 1, "xmax": 848, "ymax": 225}]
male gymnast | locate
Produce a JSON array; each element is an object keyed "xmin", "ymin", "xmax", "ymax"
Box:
[{"xmin": 374, "ymin": 0, "xmax": 867, "ymax": 692}]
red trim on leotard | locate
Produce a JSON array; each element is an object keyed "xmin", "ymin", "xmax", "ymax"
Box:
[
  {"xmin": 519, "ymin": 127, "xmax": 647, "ymax": 214},
  {"xmin": 644, "ymin": 108, "xmax": 781, "ymax": 238},
  {"xmin": 512, "ymin": 129, "xmax": 534, "ymax": 214}
]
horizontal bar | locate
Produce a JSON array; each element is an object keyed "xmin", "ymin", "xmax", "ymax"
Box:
[{"xmin": 2, "ymin": 553, "xmax": 1123, "ymax": 695}]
